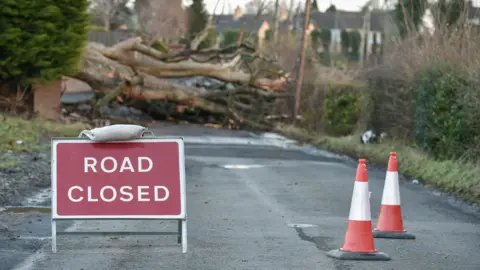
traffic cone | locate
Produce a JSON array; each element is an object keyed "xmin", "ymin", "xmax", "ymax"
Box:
[
  {"xmin": 326, "ymin": 159, "xmax": 390, "ymax": 261},
  {"xmin": 373, "ymin": 152, "xmax": 415, "ymax": 239}
]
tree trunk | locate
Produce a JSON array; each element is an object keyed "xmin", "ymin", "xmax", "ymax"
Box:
[
  {"xmin": 34, "ymin": 80, "xmax": 62, "ymax": 120},
  {"xmin": 72, "ymin": 37, "xmax": 290, "ymax": 127}
]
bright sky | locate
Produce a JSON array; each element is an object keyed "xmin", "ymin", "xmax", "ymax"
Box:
[
  {"xmin": 127, "ymin": 1, "xmax": 480, "ymax": 14},
  {"xmin": 183, "ymin": 0, "xmax": 379, "ymax": 14}
]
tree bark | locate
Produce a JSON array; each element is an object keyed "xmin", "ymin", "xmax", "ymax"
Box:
[{"xmin": 73, "ymin": 37, "xmax": 290, "ymax": 126}]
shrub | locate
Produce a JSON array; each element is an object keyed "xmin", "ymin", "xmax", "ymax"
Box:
[
  {"xmin": 348, "ymin": 30, "xmax": 361, "ymax": 61},
  {"xmin": 296, "ymin": 82, "xmax": 325, "ymax": 132},
  {"xmin": 365, "ymin": 16, "xmax": 480, "ymax": 162},
  {"xmin": 221, "ymin": 29, "xmax": 247, "ymax": 47},
  {"xmin": 340, "ymin": 30, "xmax": 350, "ymax": 55},
  {"xmin": 415, "ymin": 65, "xmax": 477, "ymax": 160},
  {"xmin": 221, "ymin": 29, "xmax": 239, "ymax": 47},
  {"xmin": 319, "ymin": 29, "xmax": 331, "ymax": 47},
  {"xmin": 322, "ymin": 82, "xmax": 366, "ymax": 136},
  {"xmin": 205, "ymin": 28, "xmax": 217, "ymax": 48},
  {"xmin": 0, "ymin": 0, "xmax": 90, "ymax": 84},
  {"xmin": 265, "ymin": 29, "xmax": 272, "ymax": 41},
  {"xmin": 367, "ymin": 74, "xmax": 416, "ymax": 139},
  {"xmin": 310, "ymin": 29, "xmax": 322, "ymax": 49}
]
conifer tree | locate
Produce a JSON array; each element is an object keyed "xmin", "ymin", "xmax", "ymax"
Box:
[
  {"xmin": 312, "ymin": 0, "xmax": 319, "ymax": 12},
  {"xmin": 187, "ymin": 0, "xmax": 208, "ymax": 41},
  {"xmin": 0, "ymin": 0, "xmax": 90, "ymax": 84},
  {"xmin": 394, "ymin": 0, "xmax": 428, "ymax": 38}
]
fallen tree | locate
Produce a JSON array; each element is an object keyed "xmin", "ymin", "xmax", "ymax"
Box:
[{"xmin": 73, "ymin": 33, "xmax": 292, "ymax": 129}]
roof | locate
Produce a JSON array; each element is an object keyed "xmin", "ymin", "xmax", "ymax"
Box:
[
  {"xmin": 334, "ymin": 11, "xmax": 364, "ymax": 29},
  {"xmin": 370, "ymin": 12, "xmax": 393, "ymax": 31},
  {"xmin": 213, "ymin": 14, "xmax": 265, "ymax": 34},
  {"xmin": 212, "ymin": 14, "xmax": 292, "ymax": 34},
  {"xmin": 212, "ymin": 10, "xmax": 392, "ymax": 34}
]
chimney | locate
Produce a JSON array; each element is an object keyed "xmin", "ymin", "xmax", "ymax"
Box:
[
  {"xmin": 234, "ymin": 6, "xmax": 243, "ymax": 20},
  {"xmin": 280, "ymin": 8, "xmax": 288, "ymax": 21}
]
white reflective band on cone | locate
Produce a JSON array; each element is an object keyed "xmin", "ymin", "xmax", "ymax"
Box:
[
  {"xmin": 381, "ymin": 171, "xmax": 401, "ymax": 205},
  {"xmin": 348, "ymin": 181, "xmax": 372, "ymax": 221}
]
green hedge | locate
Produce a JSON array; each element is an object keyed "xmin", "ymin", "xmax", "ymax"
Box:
[
  {"xmin": 367, "ymin": 64, "xmax": 480, "ymax": 162},
  {"xmin": 221, "ymin": 29, "xmax": 240, "ymax": 47},
  {"xmin": 310, "ymin": 29, "xmax": 322, "ymax": 48},
  {"xmin": 415, "ymin": 66, "xmax": 478, "ymax": 160},
  {"xmin": 206, "ymin": 28, "xmax": 217, "ymax": 48},
  {"xmin": 265, "ymin": 29, "xmax": 272, "ymax": 41},
  {"xmin": 322, "ymin": 82, "xmax": 366, "ymax": 136},
  {"xmin": 220, "ymin": 29, "xmax": 255, "ymax": 48}
]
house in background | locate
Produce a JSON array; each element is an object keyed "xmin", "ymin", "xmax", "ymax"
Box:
[
  {"xmin": 213, "ymin": 6, "xmax": 394, "ymax": 63},
  {"xmin": 308, "ymin": 10, "xmax": 395, "ymax": 58},
  {"xmin": 213, "ymin": 6, "xmax": 293, "ymax": 48}
]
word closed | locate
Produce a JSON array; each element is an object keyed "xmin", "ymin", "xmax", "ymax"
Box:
[
  {"xmin": 67, "ymin": 185, "xmax": 170, "ymax": 203},
  {"xmin": 53, "ymin": 139, "xmax": 185, "ymax": 218}
]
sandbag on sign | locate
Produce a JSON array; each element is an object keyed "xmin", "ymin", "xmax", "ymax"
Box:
[{"xmin": 79, "ymin": 124, "xmax": 147, "ymax": 142}]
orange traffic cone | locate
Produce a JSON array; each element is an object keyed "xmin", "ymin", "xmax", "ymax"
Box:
[
  {"xmin": 326, "ymin": 159, "xmax": 390, "ymax": 261},
  {"xmin": 373, "ymin": 152, "xmax": 415, "ymax": 239}
]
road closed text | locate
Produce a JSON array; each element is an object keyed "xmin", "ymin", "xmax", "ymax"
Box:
[
  {"xmin": 66, "ymin": 156, "xmax": 170, "ymax": 203},
  {"xmin": 67, "ymin": 185, "xmax": 169, "ymax": 203}
]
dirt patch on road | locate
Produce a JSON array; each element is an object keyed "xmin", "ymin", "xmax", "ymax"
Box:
[{"xmin": 0, "ymin": 146, "xmax": 51, "ymax": 206}]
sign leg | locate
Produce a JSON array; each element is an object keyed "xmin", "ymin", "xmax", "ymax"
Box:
[
  {"xmin": 177, "ymin": 220, "xmax": 182, "ymax": 244},
  {"xmin": 51, "ymin": 219, "xmax": 57, "ymax": 253},
  {"xmin": 181, "ymin": 219, "xmax": 187, "ymax": 253}
]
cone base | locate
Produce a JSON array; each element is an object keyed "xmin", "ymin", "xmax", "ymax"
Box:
[
  {"xmin": 326, "ymin": 249, "xmax": 391, "ymax": 261},
  {"xmin": 373, "ymin": 230, "xmax": 416, "ymax": 239}
]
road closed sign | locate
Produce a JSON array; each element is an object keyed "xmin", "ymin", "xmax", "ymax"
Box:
[{"xmin": 51, "ymin": 138, "xmax": 186, "ymax": 219}]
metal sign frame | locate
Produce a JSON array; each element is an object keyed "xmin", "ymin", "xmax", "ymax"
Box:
[{"xmin": 51, "ymin": 132, "xmax": 187, "ymax": 254}]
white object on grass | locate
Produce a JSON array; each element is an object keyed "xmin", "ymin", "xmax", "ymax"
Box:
[
  {"xmin": 360, "ymin": 130, "xmax": 377, "ymax": 144},
  {"xmin": 78, "ymin": 124, "xmax": 147, "ymax": 142}
]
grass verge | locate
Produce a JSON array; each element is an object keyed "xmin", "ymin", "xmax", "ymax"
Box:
[
  {"xmin": 275, "ymin": 124, "xmax": 480, "ymax": 206},
  {"xmin": 0, "ymin": 115, "xmax": 86, "ymax": 152}
]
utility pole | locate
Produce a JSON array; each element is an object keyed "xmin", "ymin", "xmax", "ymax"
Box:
[
  {"xmin": 292, "ymin": 0, "xmax": 312, "ymax": 124},
  {"xmin": 272, "ymin": 0, "xmax": 280, "ymax": 43}
]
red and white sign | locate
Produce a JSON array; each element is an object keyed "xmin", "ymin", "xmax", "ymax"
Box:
[{"xmin": 52, "ymin": 138, "xmax": 186, "ymax": 219}]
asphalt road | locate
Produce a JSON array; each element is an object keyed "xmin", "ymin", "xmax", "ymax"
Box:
[{"xmin": 1, "ymin": 123, "xmax": 479, "ymax": 270}]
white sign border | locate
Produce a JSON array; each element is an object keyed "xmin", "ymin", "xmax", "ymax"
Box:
[{"xmin": 51, "ymin": 137, "xmax": 187, "ymax": 220}]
